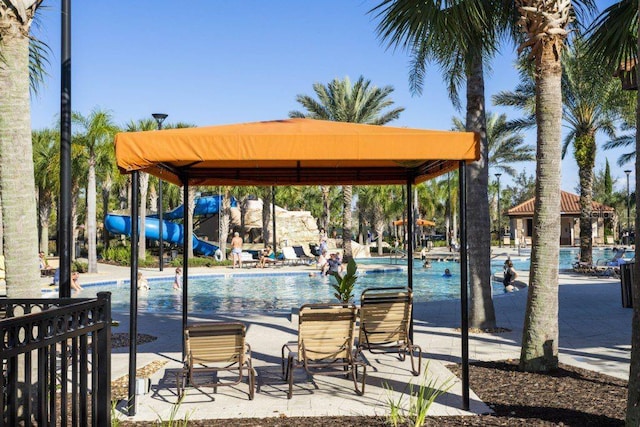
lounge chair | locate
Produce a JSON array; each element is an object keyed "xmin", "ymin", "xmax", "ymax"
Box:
[
  {"xmin": 282, "ymin": 246, "xmax": 303, "ymax": 265},
  {"xmin": 292, "ymin": 245, "xmax": 314, "ymax": 264},
  {"xmin": 281, "ymin": 303, "xmax": 366, "ymax": 399},
  {"xmin": 240, "ymin": 251, "xmax": 259, "ymax": 267},
  {"xmin": 177, "ymin": 322, "xmax": 256, "ymax": 400},
  {"xmin": 357, "ymin": 287, "xmax": 422, "ymax": 376}
]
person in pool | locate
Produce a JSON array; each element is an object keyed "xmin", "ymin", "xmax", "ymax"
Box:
[{"xmin": 443, "ymin": 268, "xmax": 452, "ymax": 277}]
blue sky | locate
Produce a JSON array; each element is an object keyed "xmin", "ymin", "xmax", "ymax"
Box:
[{"xmin": 30, "ymin": 0, "xmax": 633, "ymax": 193}]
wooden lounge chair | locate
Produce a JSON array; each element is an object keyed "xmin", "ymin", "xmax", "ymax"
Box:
[
  {"xmin": 281, "ymin": 303, "xmax": 366, "ymax": 399},
  {"xmin": 357, "ymin": 287, "xmax": 422, "ymax": 376},
  {"xmin": 177, "ymin": 322, "xmax": 256, "ymax": 400}
]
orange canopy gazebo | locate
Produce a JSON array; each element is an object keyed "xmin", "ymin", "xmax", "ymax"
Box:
[
  {"xmin": 393, "ymin": 218, "xmax": 436, "ymax": 227},
  {"xmin": 114, "ymin": 118, "xmax": 479, "ymax": 410}
]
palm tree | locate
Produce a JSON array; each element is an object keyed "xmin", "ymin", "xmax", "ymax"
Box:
[
  {"xmin": 0, "ymin": 0, "xmax": 45, "ymax": 297},
  {"xmin": 371, "ymin": 0, "xmax": 510, "ymax": 329},
  {"xmin": 73, "ymin": 109, "xmax": 118, "ymax": 273},
  {"xmin": 495, "ymin": 40, "xmax": 620, "ymax": 266},
  {"xmin": 586, "ymin": 1, "xmax": 640, "ymax": 422},
  {"xmin": 453, "ymin": 112, "xmax": 535, "ymax": 177},
  {"xmin": 514, "ymin": 0, "xmax": 592, "ymax": 372},
  {"xmin": 289, "ymin": 75, "xmax": 404, "ymax": 261},
  {"xmin": 359, "ymin": 185, "xmax": 404, "ymax": 254},
  {"xmin": 33, "ymin": 129, "xmax": 59, "ymax": 255}
]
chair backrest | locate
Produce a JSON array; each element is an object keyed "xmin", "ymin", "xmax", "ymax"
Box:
[
  {"xmin": 298, "ymin": 303, "xmax": 357, "ymax": 361},
  {"xmin": 185, "ymin": 322, "xmax": 246, "ymax": 365},
  {"xmin": 359, "ymin": 287, "xmax": 412, "ymax": 345},
  {"xmin": 292, "ymin": 246, "xmax": 307, "ymax": 258},
  {"xmin": 282, "ymin": 247, "xmax": 299, "ymax": 260},
  {"xmin": 612, "ymin": 249, "xmax": 626, "ymax": 261},
  {"xmin": 240, "ymin": 252, "xmax": 256, "ymax": 262}
]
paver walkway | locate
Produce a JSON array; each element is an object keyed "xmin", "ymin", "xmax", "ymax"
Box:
[{"xmin": 46, "ymin": 250, "xmax": 632, "ymax": 422}]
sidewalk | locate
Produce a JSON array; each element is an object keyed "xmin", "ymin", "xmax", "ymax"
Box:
[{"xmin": 46, "ymin": 255, "xmax": 631, "ymax": 422}]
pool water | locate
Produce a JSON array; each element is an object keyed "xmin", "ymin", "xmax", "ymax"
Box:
[
  {"xmin": 89, "ymin": 267, "xmax": 488, "ymax": 315},
  {"xmin": 84, "ymin": 248, "xmax": 623, "ymax": 315}
]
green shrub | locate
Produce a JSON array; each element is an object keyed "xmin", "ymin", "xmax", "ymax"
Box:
[
  {"xmin": 169, "ymin": 256, "xmax": 230, "ymax": 268},
  {"xmin": 331, "ymin": 258, "xmax": 358, "ymax": 303},
  {"xmin": 102, "ymin": 245, "xmax": 131, "ymax": 265},
  {"xmin": 72, "ymin": 260, "xmax": 88, "ymax": 273}
]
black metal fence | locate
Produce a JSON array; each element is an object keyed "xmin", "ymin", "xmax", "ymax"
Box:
[
  {"xmin": 0, "ymin": 292, "xmax": 111, "ymax": 426},
  {"xmin": 621, "ymin": 262, "xmax": 635, "ymax": 308}
]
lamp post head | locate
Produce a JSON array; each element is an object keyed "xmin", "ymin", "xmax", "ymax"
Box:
[
  {"xmin": 625, "ymin": 170, "xmax": 632, "ymax": 177},
  {"xmin": 495, "ymin": 173, "xmax": 502, "ymax": 181},
  {"xmin": 152, "ymin": 113, "xmax": 168, "ymax": 128}
]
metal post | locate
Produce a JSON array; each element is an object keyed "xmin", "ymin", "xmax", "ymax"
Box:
[
  {"xmin": 406, "ymin": 178, "xmax": 414, "ymax": 341},
  {"xmin": 495, "ymin": 173, "xmax": 502, "ymax": 248},
  {"xmin": 182, "ymin": 178, "xmax": 189, "ymax": 361},
  {"xmin": 152, "ymin": 113, "xmax": 168, "ymax": 271},
  {"xmin": 272, "ymin": 186, "xmax": 277, "ymax": 251},
  {"xmin": 459, "ymin": 161, "xmax": 469, "ymax": 410},
  {"xmin": 626, "ymin": 170, "xmax": 632, "ymax": 245},
  {"xmin": 59, "ymin": 0, "xmax": 72, "ymax": 298},
  {"xmin": 127, "ymin": 171, "xmax": 139, "ymax": 416}
]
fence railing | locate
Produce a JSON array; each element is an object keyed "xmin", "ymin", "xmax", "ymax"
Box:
[{"xmin": 0, "ymin": 292, "xmax": 112, "ymax": 426}]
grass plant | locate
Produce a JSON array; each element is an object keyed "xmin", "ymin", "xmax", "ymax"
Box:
[
  {"xmin": 384, "ymin": 362, "xmax": 453, "ymax": 427},
  {"xmin": 150, "ymin": 394, "xmax": 193, "ymax": 426}
]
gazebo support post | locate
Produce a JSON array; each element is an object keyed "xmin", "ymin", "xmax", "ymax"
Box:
[
  {"xmin": 59, "ymin": 0, "xmax": 72, "ymax": 298},
  {"xmin": 182, "ymin": 178, "xmax": 190, "ymax": 361},
  {"xmin": 127, "ymin": 170, "xmax": 140, "ymax": 416},
  {"xmin": 406, "ymin": 178, "xmax": 414, "ymax": 341},
  {"xmin": 459, "ymin": 161, "xmax": 469, "ymax": 410},
  {"xmin": 272, "ymin": 186, "xmax": 277, "ymax": 251}
]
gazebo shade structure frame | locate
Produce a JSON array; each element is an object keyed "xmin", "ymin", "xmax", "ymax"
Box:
[{"xmin": 114, "ymin": 118, "xmax": 479, "ymax": 413}]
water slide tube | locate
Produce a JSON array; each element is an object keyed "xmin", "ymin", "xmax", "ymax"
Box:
[
  {"xmin": 104, "ymin": 214, "xmax": 221, "ymax": 257},
  {"xmin": 159, "ymin": 195, "xmax": 237, "ymax": 220}
]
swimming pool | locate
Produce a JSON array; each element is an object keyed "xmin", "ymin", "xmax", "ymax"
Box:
[
  {"xmin": 83, "ymin": 261, "xmax": 506, "ymax": 315},
  {"xmin": 80, "ymin": 247, "xmax": 622, "ymax": 315}
]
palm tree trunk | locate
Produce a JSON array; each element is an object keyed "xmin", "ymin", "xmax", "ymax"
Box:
[
  {"xmin": 465, "ymin": 56, "xmax": 496, "ymax": 329},
  {"xmin": 71, "ymin": 199, "xmax": 78, "ymax": 261},
  {"xmin": 374, "ymin": 218, "xmax": 385, "ymax": 256},
  {"xmin": 0, "ymin": 29, "xmax": 40, "ymax": 296},
  {"xmin": 520, "ymin": 41, "xmax": 562, "ymax": 372},
  {"xmin": 577, "ymin": 135, "xmax": 596, "ymax": 265},
  {"xmin": 342, "ymin": 185, "xmax": 353, "ymax": 260},
  {"xmin": 219, "ymin": 189, "xmax": 232, "ymax": 260},
  {"xmin": 38, "ymin": 190, "xmax": 52, "ymax": 255},
  {"xmin": 102, "ymin": 178, "xmax": 112, "ymax": 250},
  {"xmin": 261, "ymin": 188, "xmax": 272, "ymax": 245},
  {"xmin": 626, "ymin": 6, "xmax": 640, "ymax": 422},
  {"xmin": 321, "ymin": 185, "xmax": 330, "ymax": 230},
  {"xmin": 87, "ymin": 160, "xmax": 98, "ymax": 273}
]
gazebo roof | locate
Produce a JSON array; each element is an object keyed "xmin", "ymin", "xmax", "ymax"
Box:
[
  {"xmin": 507, "ymin": 191, "xmax": 615, "ymax": 216},
  {"xmin": 114, "ymin": 118, "xmax": 480, "ymax": 186}
]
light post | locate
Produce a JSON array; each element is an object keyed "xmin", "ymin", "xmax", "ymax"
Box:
[
  {"xmin": 625, "ymin": 169, "xmax": 632, "ymax": 246},
  {"xmin": 152, "ymin": 113, "xmax": 168, "ymax": 271},
  {"xmin": 495, "ymin": 173, "xmax": 502, "ymax": 248}
]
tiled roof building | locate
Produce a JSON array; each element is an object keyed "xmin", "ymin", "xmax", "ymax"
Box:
[{"xmin": 505, "ymin": 191, "xmax": 617, "ymax": 246}]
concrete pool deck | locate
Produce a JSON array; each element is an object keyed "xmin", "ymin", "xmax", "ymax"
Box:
[{"xmin": 45, "ymin": 248, "xmax": 632, "ymax": 422}]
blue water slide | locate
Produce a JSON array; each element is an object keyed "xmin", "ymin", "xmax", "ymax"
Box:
[
  {"xmin": 104, "ymin": 214, "xmax": 220, "ymax": 256},
  {"xmin": 159, "ymin": 195, "xmax": 237, "ymax": 220}
]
